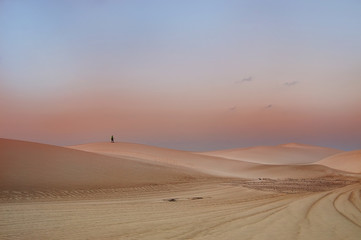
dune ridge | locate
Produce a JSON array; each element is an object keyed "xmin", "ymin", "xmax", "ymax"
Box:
[
  {"xmin": 0, "ymin": 139, "xmax": 204, "ymax": 190},
  {"xmin": 315, "ymin": 150, "xmax": 361, "ymax": 173},
  {"xmin": 199, "ymin": 143, "xmax": 343, "ymax": 165}
]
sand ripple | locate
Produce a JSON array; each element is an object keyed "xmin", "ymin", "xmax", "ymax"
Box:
[{"xmin": 1, "ymin": 181, "xmax": 360, "ymax": 240}]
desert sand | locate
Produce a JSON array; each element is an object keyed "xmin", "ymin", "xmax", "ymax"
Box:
[
  {"xmin": 316, "ymin": 150, "xmax": 361, "ymax": 173},
  {"xmin": 0, "ymin": 139, "xmax": 204, "ymax": 190},
  {"xmin": 201, "ymin": 143, "xmax": 343, "ymax": 165},
  {"xmin": 1, "ymin": 138, "xmax": 361, "ymax": 240},
  {"xmin": 68, "ymin": 142, "xmax": 343, "ymax": 179}
]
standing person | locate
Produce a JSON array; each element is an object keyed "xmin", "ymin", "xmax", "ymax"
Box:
[{"xmin": 111, "ymin": 135, "xmax": 114, "ymax": 143}]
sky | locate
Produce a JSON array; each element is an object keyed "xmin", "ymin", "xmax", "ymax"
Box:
[{"xmin": 1, "ymin": 0, "xmax": 361, "ymax": 151}]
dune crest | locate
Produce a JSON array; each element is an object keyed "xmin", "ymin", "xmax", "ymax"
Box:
[
  {"xmin": 0, "ymin": 139, "xmax": 203, "ymax": 190},
  {"xmin": 316, "ymin": 150, "xmax": 361, "ymax": 173},
  {"xmin": 200, "ymin": 143, "xmax": 342, "ymax": 165}
]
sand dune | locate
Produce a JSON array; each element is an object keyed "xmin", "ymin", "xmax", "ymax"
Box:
[
  {"xmin": 69, "ymin": 142, "xmax": 342, "ymax": 179},
  {"xmin": 0, "ymin": 139, "xmax": 348, "ymax": 192},
  {"xmin": 200, "ymin": 143, "xmax": 342, "ymax": 165},
  {"xmin": 0, "ymin": 139, "xmax": 203, "ymax": 190},
  {"xmin": 316, "ymin": 150, "xmax": 361, "ymax": 173},
  {"xmin": 1, "ymin": 139, "xmax": 360, "ymax": 240}
]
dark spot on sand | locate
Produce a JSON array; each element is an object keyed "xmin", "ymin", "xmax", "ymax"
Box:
[
  {"xmin": 191, "ymin": 197, "xmax": 203, "ymax": 200},
  {"xmin": 165, "ymin": 198, "xmax": 177, "ymax": 202}
]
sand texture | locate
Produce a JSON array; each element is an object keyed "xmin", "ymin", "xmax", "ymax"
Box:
[{"xmin": 1, "ymin": 139, "xmax": 361, "ymax": 240}]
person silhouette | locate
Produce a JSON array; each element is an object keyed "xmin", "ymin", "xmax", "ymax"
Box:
[{"xmin": 111, "ymin": 135, "xmax": 114, "ymax": 143}]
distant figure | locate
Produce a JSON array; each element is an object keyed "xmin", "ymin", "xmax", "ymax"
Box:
[{"xmin": 111, "ymin": 135, "xmax": 114, "ymax": 143}]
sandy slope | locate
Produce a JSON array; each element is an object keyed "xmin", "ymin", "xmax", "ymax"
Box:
[
  {"xmin": 1, "ymin": 181, "xmax": 360, "ymax": 240},
  {"xmin": 316, "ymin": 150, "xmax": 361, "ymax": 173},
  {"xmin": 200, "ymin": 143, "xmax": 342, "ymax": 165},
  {"xmin": 0, "ymin": 139, "xmax": 203, "ymax": 190},
  {"xmin": 69, "ymin": 142, "xmax": 341, "ymax": 179}
]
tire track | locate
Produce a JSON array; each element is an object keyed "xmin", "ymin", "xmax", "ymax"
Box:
[
  {"xmin": 332, "ymin": 185, "xmax": 361, "ymax": 228},
  {"xmin": 305, "ymin": 191, "xmax": 333, "ymax": 220}
]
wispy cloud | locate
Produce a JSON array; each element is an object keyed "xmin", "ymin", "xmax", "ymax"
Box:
[
  {"xmin": 235, "ymin": 76, "xmax": 253, "ymax": 84},
  {"xmin": 284, "ymin": 81, "xmax": 298, "ymax": 86},
  {"xmin": 229, "ymin": 106, "xmax": 236, "ymax": 111},
  {"xmin": 265, "ymin": 104, "xmax": 272, "ymax": 109}
]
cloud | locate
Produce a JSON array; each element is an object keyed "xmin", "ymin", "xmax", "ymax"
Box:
[
  {"xmin": 229, "ymin": 106, "xmax": 236, "ymax": 111},
  {"xmin": 235, "ymin": 76, "xmax": 253, "ymax": 84},
  {"xmin": 265, "ymin": 104, "xmax": 272, "ymax": 109},
  {"xmin": 284, "ymin": 81, "xmax": 298, "ymax": 86}
]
